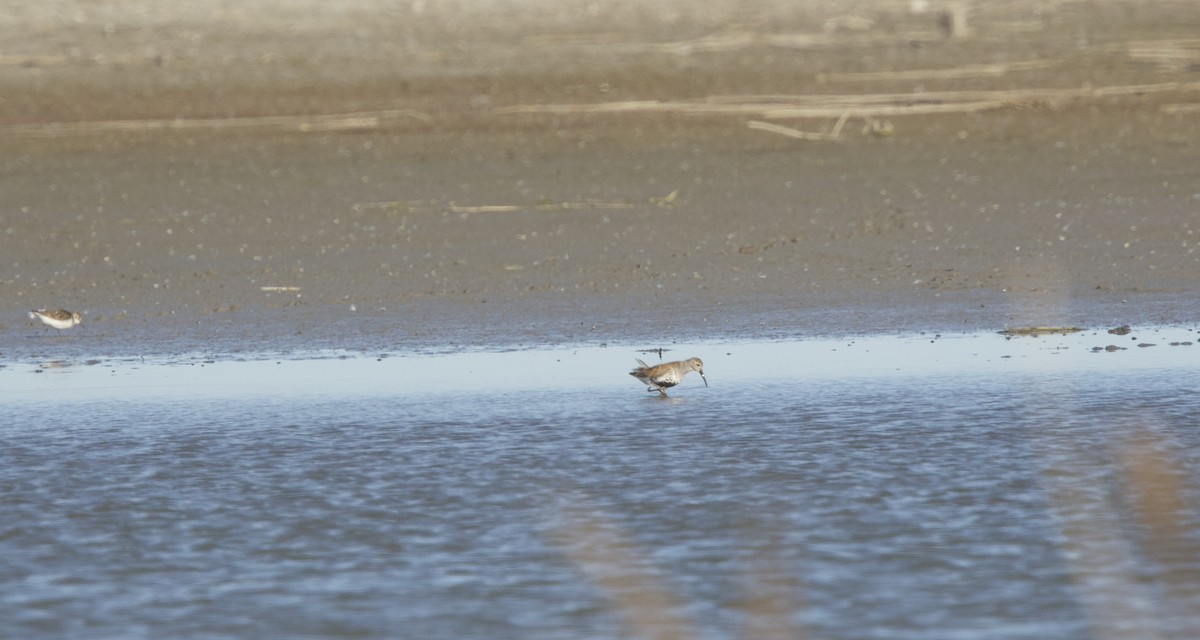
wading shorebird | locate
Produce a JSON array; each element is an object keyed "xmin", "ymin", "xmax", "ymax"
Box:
[
  {"xmin": 629, "ymin": 357, "xmax": 707, "ymax": 398},
  {"xmin": 29, "ymin": 309, "xmax": 83, "ymax": 332}
]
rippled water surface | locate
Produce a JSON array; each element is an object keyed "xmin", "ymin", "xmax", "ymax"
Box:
[{"xmin": 3, "ymin": 331, "xmax": 1200, "ymax": 639}]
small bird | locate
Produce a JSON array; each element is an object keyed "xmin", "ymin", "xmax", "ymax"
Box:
[
  {"xmin": 29, "ymin": 309, "xmax": 83, "ymax": 332},
  {"xmin": 629, "ymin": 357, "xmax": 707, "ymax": 397}
]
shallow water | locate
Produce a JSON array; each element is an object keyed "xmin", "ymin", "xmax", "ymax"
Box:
[{"xmin": 3, "ymin": 330, "xmax": 1200, "ymax": 639}]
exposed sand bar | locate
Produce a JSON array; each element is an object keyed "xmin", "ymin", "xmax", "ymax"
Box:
[{"xmin": 2, "ymin": 0, "xmax": 1198, "ymax": 360}]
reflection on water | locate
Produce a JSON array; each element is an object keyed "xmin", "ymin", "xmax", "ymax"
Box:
[
  {"xmin": 2, "ymin": 330, "xmax": 1199, "ymax": 639},
  {"xmin": 5, "ymin": 326, "xmax": 1198, "ymax": 400}
]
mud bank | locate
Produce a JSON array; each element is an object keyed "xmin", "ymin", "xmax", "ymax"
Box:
[{"xmin": 2, "ymin": 0, "xmax": 1198, "ymax": 360}]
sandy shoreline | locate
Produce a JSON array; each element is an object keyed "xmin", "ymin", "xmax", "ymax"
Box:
[{"xmin": 2, "ymin": 0, "xmax": 1198, "ymax": 361}]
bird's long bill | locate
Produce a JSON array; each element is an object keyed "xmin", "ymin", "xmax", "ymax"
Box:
[{"xmin": 700, "ymin": 373, "xmax": 708, "ymax": 387}]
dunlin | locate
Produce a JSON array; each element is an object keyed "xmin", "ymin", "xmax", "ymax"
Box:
[
  {"xmin": 629, "ymin": 357, "xmax": 707, "ymax": 397},
  {"xmin": 29, "ymin": 309, "xmax": 83, "ymax": 331}
]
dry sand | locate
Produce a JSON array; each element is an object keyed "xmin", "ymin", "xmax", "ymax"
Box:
[{"xmin": 2, "ymin": 0, "xmax": 1199, "ymax": 360}]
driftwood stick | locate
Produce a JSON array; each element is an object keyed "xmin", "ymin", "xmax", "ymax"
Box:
[
  {"xmin": 747, "ymin": 120, "xmax": 841, "ymax": 141},
  {"xmin": 0, "ymin": 109, "xmax": 432, "ymax": 137},
  {"xmin": 498, "ymin": 82, "xmax": 1200, "ymax": 119}
]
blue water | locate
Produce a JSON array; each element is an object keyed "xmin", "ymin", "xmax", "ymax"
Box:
[{"xmin": 3, "ymin": 333, "xmax": 1200, "ymax": 639}]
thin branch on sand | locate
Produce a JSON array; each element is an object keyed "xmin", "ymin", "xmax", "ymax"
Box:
[
  {"xmin": 1126, "ymin": 39, "xmax": 1200, "ymax": 71},
  {"xmin": 747, "ymin": 119, "xmax": 843, "ymax": 141},
  {"xmin": 821, "ymin": 59, "xmax": 1059, "ymax": 82},
  {"xmin": 497, "ymin": 82, "xmax": 1200, "ymax": 120},
  {"xmin": 353, "ymin": 192, "xmax": 679, "ymax": 214},
  {"xmin": 1161, "ymin": 103, "xmax": 1200, "ymax": 114},
  {"xmin": 0, "ymin": 109, "xmax": 432, "ymax": 137}
]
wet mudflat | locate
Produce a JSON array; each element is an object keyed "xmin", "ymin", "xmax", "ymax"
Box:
[
  {"xmin": 3, "ymin": 330, "xmax": 1200, "ymax": 639},
  {"xmin": 3, "ymin": 1, "xmax": 1200, "ymax": 353}
]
